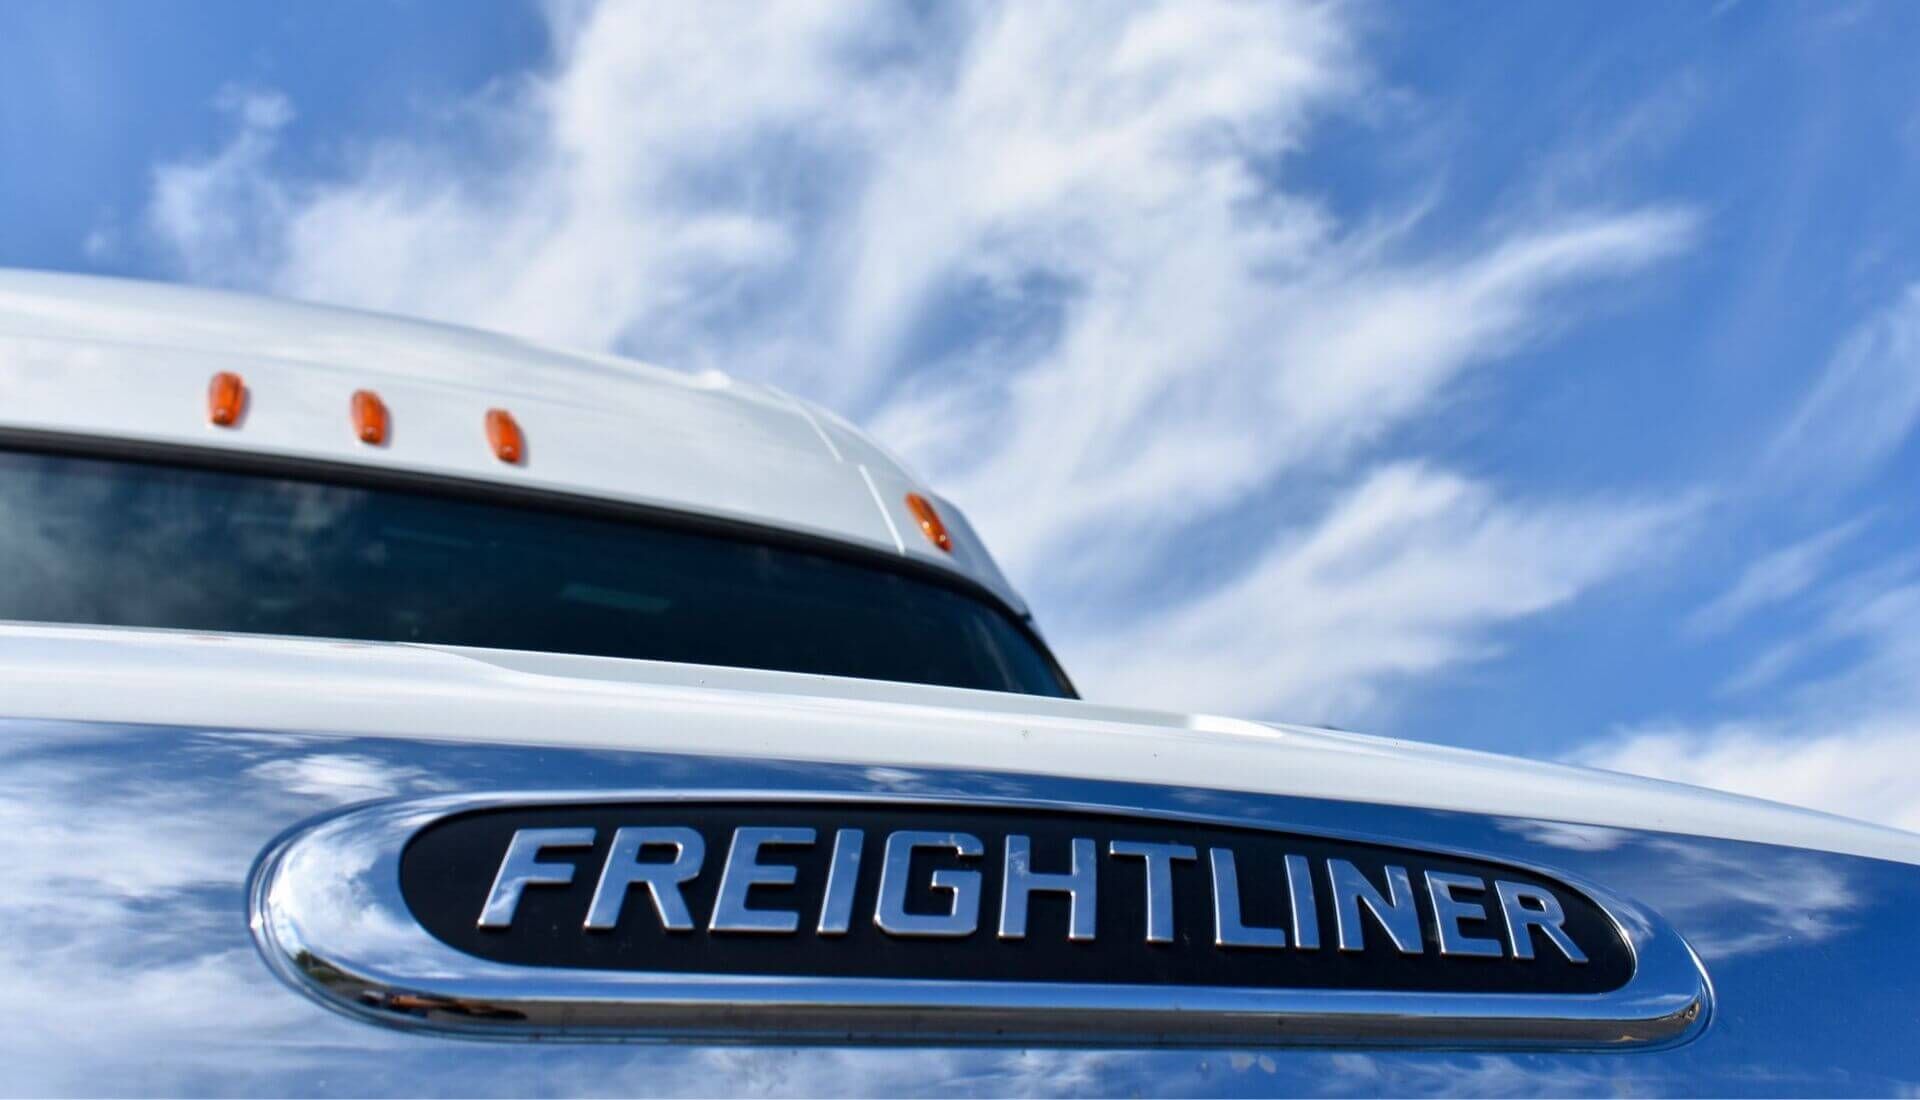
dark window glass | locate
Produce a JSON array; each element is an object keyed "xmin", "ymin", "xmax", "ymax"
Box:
[{"xmin": 0, "ymin": 450, "xmax": 1071, "ymax": 697}]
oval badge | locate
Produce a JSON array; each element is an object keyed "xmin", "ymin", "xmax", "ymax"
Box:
[{"xmin": 251, "ymin": 792, "xmax": 1709, "ymax": 1046}]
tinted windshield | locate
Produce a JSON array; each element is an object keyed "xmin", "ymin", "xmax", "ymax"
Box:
[{"xmin": 0, "ymin": 449, "xmax": 1071, "ymax": 697}]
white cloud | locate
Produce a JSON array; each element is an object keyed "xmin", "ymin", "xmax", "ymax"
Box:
[
  {"xmin": 1770, "ymin": 283, "xmax": 1920, "ymax": 485},
  {"xmin": 1684, "ymin": 517, "xmax": 1866, "ymax": 637},
  {"xmin": 246, "ymin": 751, "xmax": 449, "ymax": 800},
  {"xmin": 1579, "ymin": 282, "xmax": 1920, "ymax": 833},
  {"xmin": 149, "ymin": 87, "xmax": 295, "ymax": 286},
  {"xmin": 1076, "ymin": 463, "xmax": 1692, "ymax": 718},
  {"xmin": 916, "ymin": 206, "xmax": 1697, "ymax": 585},
  {"xmin": 1580, "ymin": 554, "xmax": 1920, "ymax": 830},
  {"xmin": 143, "ymin": 0, "xmax": 1699, "ymax": 724},
  {"xmin": 1579, "ymin": 715, "xmax": 1920, "ymax": 832}
]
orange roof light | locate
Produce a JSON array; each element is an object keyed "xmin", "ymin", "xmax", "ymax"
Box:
[
  {"xmin": 350, "ymin": 389, "xmax": 389, "ymax": 445},
  {"xmin": 207, "ymin": 371, "xmax": 246, "ymax": 427},
  {"xmin": 485, "ymin": 408, "xmax": 524, "ymax": 464},
  {"xmin": 904, "ymin": 492, "xmax": 952, "ymax": 553}
]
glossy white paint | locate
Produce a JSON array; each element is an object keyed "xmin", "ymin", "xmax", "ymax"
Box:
[
  {"xmin": 2, "ymin": 621, "xmax": 1915, "ymax": 867},
  {"xmin": 0, "ymin": 268, "xmax": 1026, "ymax": 613}
]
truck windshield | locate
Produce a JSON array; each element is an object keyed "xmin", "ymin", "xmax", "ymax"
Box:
[{"xmin": 0, "ymin": 448, "xmax": 1072, "ymax": 697}]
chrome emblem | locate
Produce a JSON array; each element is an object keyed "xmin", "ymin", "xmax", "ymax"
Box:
[{"xmin": 251, "ymin": 792, "xmax": 1710, "ymax": 1046}]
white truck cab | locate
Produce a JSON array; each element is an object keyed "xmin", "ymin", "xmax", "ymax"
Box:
[{"xmin": 0, "ymin": 268, "xmax": 1914, "ymax": 1095}]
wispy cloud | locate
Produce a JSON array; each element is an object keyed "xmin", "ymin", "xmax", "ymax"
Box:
[
  {"xmin": 141, "ymin": 0, "xmax": 1699, "ymax": 724},
  {"xmin": 149, "ymin": 87, "xmax": 295, "ymax": 286},
  {"xmin": 1684, "ymin": 517, "xmax": 1866, "ymax": 637},
  {"xmin": 1077, "ymin": 463, "xmax": 1693, "ymax": 718},
  {"xmin": 1770, "ymin": 283, "xmax": 1920, "ymax": 486},
  {"xmin": 1580, "ymin": 713, "xmax": 1920, "ymax": 833},
  {"xmin": 1581, "ymin": 551, "xmax": 1920, "ymax": 828},
  {"xmin": 1574, "ymin": 276, "xmax": 1920, "ymax": 829}
]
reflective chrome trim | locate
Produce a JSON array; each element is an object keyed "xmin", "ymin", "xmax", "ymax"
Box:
[{"xmin": 250, "ymin": 790, "xmax": 1711, "ymax": 1048}]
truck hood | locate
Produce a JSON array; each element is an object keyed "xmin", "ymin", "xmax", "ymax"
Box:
[{"xmin": 6, "ymin": 620, "xmax": 1914, "ymax": 866}]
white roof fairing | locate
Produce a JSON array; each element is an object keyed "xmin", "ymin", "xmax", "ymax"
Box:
[{"xmin": 0, "ymin": 268, "xmax": 1026, "ymax": 613}]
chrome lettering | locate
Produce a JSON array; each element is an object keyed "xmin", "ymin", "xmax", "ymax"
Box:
[
  {"xmin": 477, "ymin": 827, "xmax": 595, "ymax": 929},
  {"xmin": 1329, "ymin": 859, "xmax": 1422, "ymax": 954},
  {"xmin": 709, "ymin": 826, "xmax": 814, "ymax": 934},
  {"xmin": 1108, "ymin": 840, "xmax": 1195, "ymax": 944},
  {"xmin": 584, "ymin": 826, "xmax": 705, "ymax": 932},
  {"xmin": 815, "ymin": 828, "xmax": 865, "ymax": 936},
  {"xmin": 873, "ymin": 830, "xmax": 983, "ymax": 938},
  {"xmin": 1209, "ymin": 847, "xmax": 1288, "ymax": 949},
  {"xmin": 1285, "ymin": 853, "xmax": 1320, "ymax": 950},
  {"xmin": 481, "ymin": 817, "xmax": 1598, "ymax": 969},
  {"xmin": 999, "ymin": 835, "xmax": 1097, "ymax": 941},
  {"xmin": 1426, "ymin": 871, "xmax": 1503, "ymax": 957},
  {"xmin": 1496, "ymin": 880, "xmax": 1588, "ymax": 963}
]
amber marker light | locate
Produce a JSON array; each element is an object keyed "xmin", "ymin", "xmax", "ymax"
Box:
[
  {"xmin": 485, "ymin": 408, "xmax": 525, "ymax": 464},
  {"xmin": 351, "ymin": 390, "xmax": 389, "ymax": 445},
  {"xmin": 904, "ymin": 492, "xmax": 953, "ymax": 553},
  {"xmin": 207, "ymin": 371, "xmax": 246, "ymax": 427}
]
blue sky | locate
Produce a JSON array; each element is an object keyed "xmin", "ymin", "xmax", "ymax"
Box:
[{"xmin": 5, "ymin": 1, "xmax": 1920, "ymax": 826}]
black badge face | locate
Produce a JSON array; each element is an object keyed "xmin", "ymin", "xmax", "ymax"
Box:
[{"xmin": 400, "ymin": 802, "xmax": 1631, "ymax": 995}]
